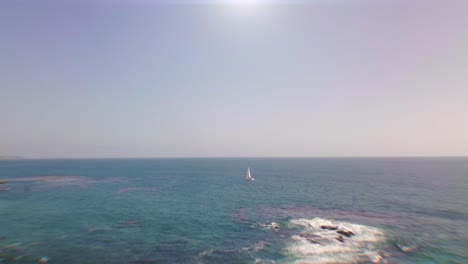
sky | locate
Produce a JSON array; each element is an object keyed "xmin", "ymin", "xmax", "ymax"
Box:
[{"xmin": 1, "ymin": 0, "xmax": 467, "ymax": 158}]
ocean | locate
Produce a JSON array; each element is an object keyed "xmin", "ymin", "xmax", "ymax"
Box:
[{"xmin": 0, "ymin": 158, "xmax": 467, "ymax": 264}]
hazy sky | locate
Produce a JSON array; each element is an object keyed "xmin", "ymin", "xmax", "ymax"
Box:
[{"xmin": 1, "ymin": 0, "xmax": 467, "ymax": 158}]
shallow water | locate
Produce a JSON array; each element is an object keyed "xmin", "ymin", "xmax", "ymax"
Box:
[{"xmin": 0, "ymin": 158, "xmax": 467, "ymax": 263}]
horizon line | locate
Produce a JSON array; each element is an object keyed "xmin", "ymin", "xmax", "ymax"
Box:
[{"xmin": 1, "ymin": 155, "xmax": 467, "ymax": 160}]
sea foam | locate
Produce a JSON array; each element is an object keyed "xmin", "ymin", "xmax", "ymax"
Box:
[{"xmin": 285, "ymin": 217, "xmax": 385, "ymax": 264}]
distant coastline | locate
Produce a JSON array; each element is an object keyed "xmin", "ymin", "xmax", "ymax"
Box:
[{"xmin": 0, "ymin": 156, "xmax": 24, "ymax": 160}]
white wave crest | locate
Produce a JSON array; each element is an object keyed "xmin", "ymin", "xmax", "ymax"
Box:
[
  {"xmin": 198, "ymin": 240, "xmax": 268, "ymax": 258},
  {"xmin": 285, "ymin": 217, "xmax": 385, "ymax": 264}
]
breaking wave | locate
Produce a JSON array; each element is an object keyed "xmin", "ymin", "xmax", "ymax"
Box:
[
  {"xmin": 285, "ymin": 217, "xmax": 385, "ymax": 264},
  {"xmin": 198, "ymin": 240, "xmax": 268, "ymax": 258}
]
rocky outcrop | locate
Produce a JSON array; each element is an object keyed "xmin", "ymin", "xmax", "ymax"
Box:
[
  {"xmin": 307, "ymin": 238, "xmax": 322, "ymax": 244},
  {"xmin": 335, "ymin": 235, "xmax": 345, "ymax": 242},
  {"xmin": 271, "ymin": 222, "xmax": 280, "ymax": 230},
  {"xmin": 337, "ymin": 230, "xmax": 355, "ymax": 237},
  {"xmin": 320, "ymin": 225, "xmax": 338, "ymax": 230}
]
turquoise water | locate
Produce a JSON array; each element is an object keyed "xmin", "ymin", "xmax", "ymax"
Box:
[{"xmin": 0, "ymin": 158, "xmax": 467, "ymax": 263}]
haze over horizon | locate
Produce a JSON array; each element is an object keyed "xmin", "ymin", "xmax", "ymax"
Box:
[{"xmin": 1, "ymin": 0, "xmax": 467, "ymax": 159}]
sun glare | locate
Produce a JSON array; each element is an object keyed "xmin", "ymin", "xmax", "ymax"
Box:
[
  {"xmin": 219, "ymin": 0, "xmax": 271, "ymax": 22},
  {"xmin": 225, "ymin": 0, "xmax": 267, "ymax": 7}
]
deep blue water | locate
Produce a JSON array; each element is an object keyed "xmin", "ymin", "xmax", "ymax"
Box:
[{"xmin": 0, "ymin": 158, "xmax": 467, "ymax": 264}]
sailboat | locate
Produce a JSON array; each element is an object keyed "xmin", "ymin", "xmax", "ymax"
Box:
[{"xmin": 246, "ymin": 167, "xmax": 254, "ymax": 181}]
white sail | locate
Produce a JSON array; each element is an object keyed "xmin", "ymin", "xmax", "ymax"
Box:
[{"xmin": 246, "ymin": 167, "xmax": 254, "ymax": 181}]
